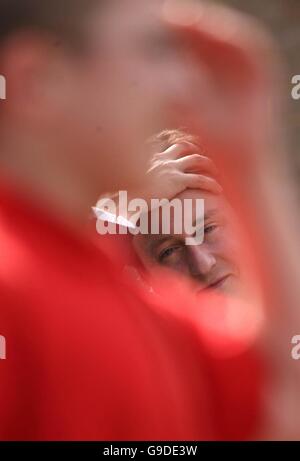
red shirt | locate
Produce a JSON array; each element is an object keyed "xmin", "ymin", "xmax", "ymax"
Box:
[{"xmin": 0, "ymin": 183, "xmax": 262, "ymax": 440}]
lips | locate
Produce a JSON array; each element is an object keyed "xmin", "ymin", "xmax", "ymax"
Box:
[
  {"xmin": 207, "ymin": 274, "xmax": 231, "ymax": 290},
  {"xmin": 195, "ymin": 274, "xmax": 232, "ymax": 294}
]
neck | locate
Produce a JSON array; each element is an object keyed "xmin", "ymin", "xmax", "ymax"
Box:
[{"xmin": 0, "ymin": 128, "xmax": 100, "ymax": 230}]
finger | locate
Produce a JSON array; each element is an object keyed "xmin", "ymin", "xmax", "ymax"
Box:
[
  {"xmin": 156, "ymin": 142, "xmax": 200, "ymax": 161},
  {"xmin": 176, "ymin": 153, "xmax": 217, "ymax": 176},
  {"xmin": 184, "ymin": 173, "xmax": 223, "ymax": 194}
]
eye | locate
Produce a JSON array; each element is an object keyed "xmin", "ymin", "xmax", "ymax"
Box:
[
  {"xmin": 204, "ymin": 224, "xmax": 218, "ymax": 235},
  {"xmin": 158, "ymin": 245, "xmax": 181, "ymax": 263}
]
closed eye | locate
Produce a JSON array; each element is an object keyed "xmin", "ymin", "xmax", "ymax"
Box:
[
  {"xmin": 158, "ymin": 245, "xmax": 181, "ymax": 263},
  {"xmin": 204, "ymin": 224, "xmax": 218, "ymax": 235}
]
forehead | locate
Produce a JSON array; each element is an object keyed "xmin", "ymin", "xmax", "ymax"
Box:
[
  {"xmin": 176, "ymin": 189, "xmax": 225, "ymax": 215},
  {"xmin": 132, "ymin": 191, "xmax": 229, "ymax": 253}
]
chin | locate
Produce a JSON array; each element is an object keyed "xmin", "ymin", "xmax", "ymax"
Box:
[{"xmin": 219, "ymin": 277, "xmax": 244, "ymax": 298}]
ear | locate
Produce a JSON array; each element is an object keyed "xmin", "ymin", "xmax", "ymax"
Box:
[{"xmin": 0, "ymin": 31, "xmax": 73, "ymax": 122}]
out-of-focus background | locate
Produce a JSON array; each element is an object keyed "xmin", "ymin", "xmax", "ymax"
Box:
[{"xmin": 212, "ymin": 0, "xmax": 300, "ymax": 189}]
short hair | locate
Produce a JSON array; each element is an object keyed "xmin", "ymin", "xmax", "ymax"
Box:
[
  {"xmin": 149, "ymin": 129, "xmax": 201, "ymax": 152},
  {"xmin": 0, "ymin": 0, "xmax": 104, "ymax": 51}
]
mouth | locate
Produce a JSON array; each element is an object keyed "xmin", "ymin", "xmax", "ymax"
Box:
[{"xmin": 197, "ymin": 274, "xmax": 232, "ymax": 293}]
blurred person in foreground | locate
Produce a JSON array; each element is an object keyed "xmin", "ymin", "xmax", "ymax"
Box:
[
  {"xmin": 0, "ymin": 0, "xmax": 261, "ymax": 440},
  {"xmin": 0, "ymin": 0, "xmax": 299, "ymax": 442}
]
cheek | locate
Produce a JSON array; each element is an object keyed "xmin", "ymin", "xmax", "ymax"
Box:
[
  {"xmin": 90, "ymin": 49, "xmax": 167, "ymax": 137},
  {"xmin": 133, "ymin": 239, "xmax": 155, "ymax": 270},
  {"xmin": 171, "ymin": 262, "xmax": 191, "ymax": 276},
  {"xmin": 104, "ymin": 72, "xmax": 159, "ymax": 138},
  {"xmin": 209, "ymin": 232, "xmax": 236, "ymax": 262},
  {"xmin": 109, "ymin": 54, "xmax": 165, "ymax": 107},
  {"xmin": 161, "ymin": 252, "xmax": 191, "ymax": 275}
]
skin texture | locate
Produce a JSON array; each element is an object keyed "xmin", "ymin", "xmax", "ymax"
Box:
[
  {"xmin": 1, "ymin": 0, "xmax": 300, "ymax": 439},
  {"xmin": 0, "ymin": 0, "xmax": 198, "ymax": 223},
  {"xmin": 133, "ymin": 189, "xmax": 244, "ymax": 297},
  {"xmin": 163, "ymin": 0, "xmax": 300, "ymax": 439}
]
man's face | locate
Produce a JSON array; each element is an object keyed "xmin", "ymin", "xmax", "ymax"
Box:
[
  {"xmin": 133, "ymin": 190, "xmax": 242, "ymax": 296},
  {"xmin": 43, "ymin": 0, "xmax": 195, "ymax": 195}
]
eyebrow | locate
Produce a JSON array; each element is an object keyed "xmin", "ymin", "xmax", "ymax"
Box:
[
  {"xmin": 192, "ymin": 208, "xmax": 219, "ymax": 228},
  {"xmin": 140, "ymin": 208, "xmax": 222, "ymax": 253},
  {"xmin": 146, "ymin": 235, "xmax": 182, "ymax": 254}
]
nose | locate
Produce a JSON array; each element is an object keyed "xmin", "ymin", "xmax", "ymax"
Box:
[{"xmin": 189, "ymin": 246, "xmax": 217, "ymax": 277}]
